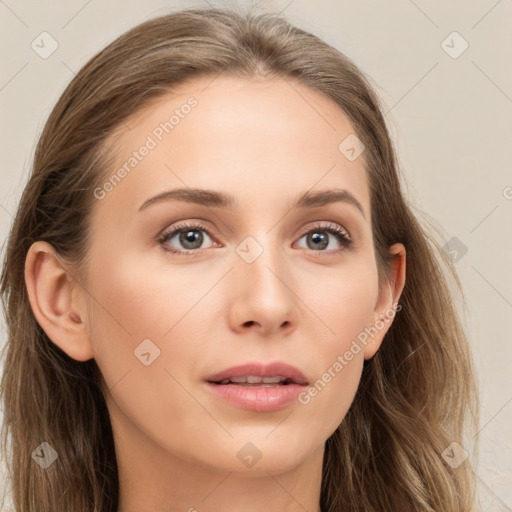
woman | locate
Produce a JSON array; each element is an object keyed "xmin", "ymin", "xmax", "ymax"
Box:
[{"xmin": 0, "ymin": 6, "xmax": 478, "ymax": 512}]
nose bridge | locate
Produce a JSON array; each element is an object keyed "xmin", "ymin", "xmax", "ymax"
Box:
[
  {"xmin": 236, "ymin": 225, "xmax": 288, "ymax": 293},
  {"xmin": 229, "ymin": 226, "xmax": 298, "ymax": 332}
]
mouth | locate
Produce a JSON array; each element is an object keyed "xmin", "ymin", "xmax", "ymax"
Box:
[
  {"xmin": 204, "ymin": 378, "xmax": 308, "ymax": 412},
  {"xmin": 205, "ymin": 361, "xmax": 309, "ymax": 387},
  {"xmin": 204, "ymin": 361, "xmax": 309, "ymax": 411},
  {"xmin": 208, "ymin": 375, "xmax": 300, "ymax": 386}
]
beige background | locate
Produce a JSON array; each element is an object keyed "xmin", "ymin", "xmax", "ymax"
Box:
[{"xmin": 1, "ymin": 0, "xmax": 511, "ymax": 509}]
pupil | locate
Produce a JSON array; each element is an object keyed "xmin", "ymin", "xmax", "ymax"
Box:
[
  {"xmin": 309, "ymin": 231, "xmax": 328, "ymax": 250},
  {"xmin": 180, "ymin": 230, "xmax": 203, "ymax": 249}
]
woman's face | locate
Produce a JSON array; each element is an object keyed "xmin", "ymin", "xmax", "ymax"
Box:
[{"xmin": 80, "ymin": 75, "xmax": 403, "ymax": 477}]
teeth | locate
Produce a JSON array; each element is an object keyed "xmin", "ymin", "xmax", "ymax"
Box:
[
  {"xmin": 262, "ymin": 376, "xmax": 286, "ymax": 383},
  {"xmin": 231, "ymin": 376, "xmax": 252, "ymax": 383},
  {"xmin": 218, "ymin": 375, "xmax": 288, "ymax": 384}
]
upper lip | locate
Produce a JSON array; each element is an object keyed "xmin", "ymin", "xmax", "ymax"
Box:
[{"xmin": 205, "ymin": 362, "xmax": 309, "ymax": 385}]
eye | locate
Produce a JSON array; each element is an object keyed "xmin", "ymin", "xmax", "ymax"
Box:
[
  {"xmin": 158, "ymin": 222, "xmax": 217, "ymax": 256},
  {"xmin": 157, "ymin": 220, "xmax": 353, "ymax": 257},
  {"xmin": 295, "ymin": 222, "xmax": 353, "ymax": 253}
]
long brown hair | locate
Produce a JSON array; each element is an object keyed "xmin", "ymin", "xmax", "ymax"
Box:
[{"xmin": 1, "ymin": 6, "xmax": 478, "ymax": 511}]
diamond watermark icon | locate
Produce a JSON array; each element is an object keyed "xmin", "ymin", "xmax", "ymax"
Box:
[
  {"xmin": 338, "ymin": 133, "xmax": 365, "ymax": 161},
  {"xmin": 237, "ymin": 442, "xmax": 262, "ymax": 468},
  {"xmin": 442, "ymin": 236, "xmax": 468, "ymax": 263},
  {"xmin": 31, "ymin": 31, "xmax": 59, "ymax": 59},
  {"xmin": 236, "ymin": 236, "xmax": 264, "ymax": 264},
  {"xmin": 441, "ymin": 441, "xmax": 468, "ymax": 468},
  {"xmin": 441, "ymin": 31, "xmax": 469, "ymax": 59},
  {"xmin": 134, "ymin": 338, "xmax": 161, "ymax": 366},
  {"xmin": 31, "ymin": 442, "xmax": 58, "ymax": 469}
]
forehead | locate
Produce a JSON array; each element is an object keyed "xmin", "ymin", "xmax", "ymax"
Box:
[{"xmin": 95, "ymin": 75, "xmax": 370, "ymax": 218}]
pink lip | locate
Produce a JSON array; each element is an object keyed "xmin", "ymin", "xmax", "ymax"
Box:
[
  {"xmin": 205, "ymin": 362, "xmax": 308, "ymax": 385},
  {"xmin": 205, "ymin": 382, "xmax": 306, "ymax": 412},
  {"xmin": 204, "ymin": 361, "xmax": 309, "ymax": 413}
]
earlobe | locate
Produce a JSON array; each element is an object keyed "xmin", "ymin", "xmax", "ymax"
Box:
[
  {"xmin": 364, "ymin": 243, "xmax": 406, "ymax": 360},
  {"xmin": 24, "ymin": 241, "xmax": 94, "ymax": 362}
]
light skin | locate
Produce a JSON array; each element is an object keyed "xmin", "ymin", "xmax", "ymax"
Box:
[{"xmin": 25, "ymin": 75, "xmax": 406, "ymax": 512}]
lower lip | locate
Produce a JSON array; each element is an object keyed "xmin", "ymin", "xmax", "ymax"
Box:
[{"xmin": 204, "ymin": 382, "xmax": 306, "ymax": 412}]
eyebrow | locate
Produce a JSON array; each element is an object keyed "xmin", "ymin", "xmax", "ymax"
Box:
[{"xmin": 138, "ymin": 187, "xmax": 366, "ymax": 219}]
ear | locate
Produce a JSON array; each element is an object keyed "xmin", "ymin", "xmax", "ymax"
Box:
[
  {"xmin": 363, "ymin": 242, "xmax": 406, "ymax": 360},
  {"xmin": 24, "ymin": 241, "xmax": 94, "ymax": 362}
]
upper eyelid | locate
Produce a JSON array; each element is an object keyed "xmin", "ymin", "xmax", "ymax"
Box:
[
  {"xmin": 299, "ymin": 221, "xmax": 350, "ymax": 237},
  {"xmin": 160, "ymin": 221, "xmax": 215, "ymax": 240}
]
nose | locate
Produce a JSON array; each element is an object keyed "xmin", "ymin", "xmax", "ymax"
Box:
[{"xmin": 227, "ymin": 238, "xmax": 300, "ymax": 337}]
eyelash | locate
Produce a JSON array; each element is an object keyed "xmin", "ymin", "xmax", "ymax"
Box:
[{"xmin": 157, "ymin": 221, "xmax": 354, "ymax": 257}]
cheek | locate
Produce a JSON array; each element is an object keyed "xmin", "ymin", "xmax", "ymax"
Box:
[
  {"xmin": 293, "ymin": 260, "xmax": 377, "ymax": 430},
  {"xmin": 85, "ymin": 248, "xmax": 207, "ymax": 342},
  {"xmin": 83, "ymin": 248, "xmax": 218, "ymax": 404},
  {"xmin": 303, "ymin": 363, "xmax": 364, "ymax": 446},
  {"xmin": 294, "ymin": 313, "xmax": 368, "ymax": 441},
  {"xmin": 298, "ymin": 256, "xmax": 379, "ymax": 342},
  {"xmin": 83, "ymin": 251, "xmax": 212, "ymax": 454}
]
